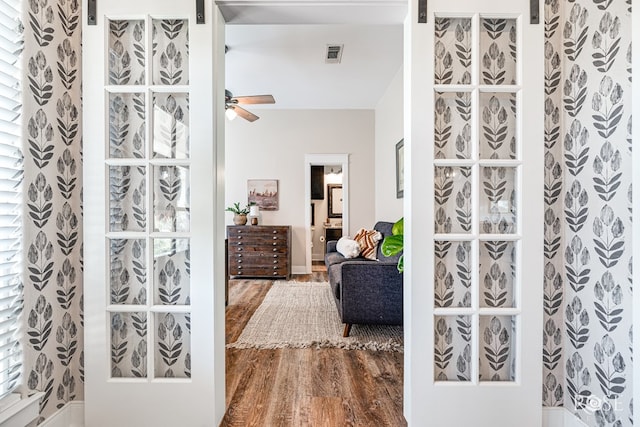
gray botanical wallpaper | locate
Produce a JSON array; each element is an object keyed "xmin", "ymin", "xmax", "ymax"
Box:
[
  {"xmin": 22, "ymin": 0, "xmax": 83, "ymax": 422},
  {"xmin": 555, "ymin": 0, "xmax": 633, "ymax": 425},
  {"xmin": 16, "ymin": 0, "xmax": 633, "ymax": 424},
  {"xmin": 432, "ymin": 1, "xmax": 633, "ymax": 424}
]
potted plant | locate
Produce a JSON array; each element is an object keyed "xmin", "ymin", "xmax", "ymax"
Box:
[
  {"xmin": 226, "ymin": 202, "xmax": 250, "ymax": 225},
  {"xmin": 381, "ymin": 217, "xmax": 404, "ymax": 272}
]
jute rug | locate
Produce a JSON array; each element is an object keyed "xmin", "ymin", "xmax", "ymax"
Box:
[{"xmin": 227, "ymin": 281, "xmax": 403, "ymax": 352}]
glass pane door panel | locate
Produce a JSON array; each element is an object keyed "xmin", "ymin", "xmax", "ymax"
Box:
[
  {"xmin": 434, "ymin": 91, "xmax": 473, "ymax": 159},
  {"xmin": 153, "ymin": 166, "xmax": 190, "ymax": 233},
  {"xmin": 104, "ymin": 16, "xmax": 193, "ymax": 383},
  {"xmin": 109, "ymin": 238, "xmax": 147, "ymax": 305},
  {"xmin": 152, "ymin": 93, "xmax": 190, "ymax": 159},
  {"xmin": 479, "ymin": 92, "xmax": 517, "ymax": 159},
  {"xmin": 434, "ymin": 17, "xmax": 472, "ymax": 85},
  {"xmin": 153, "ymin": 238, "xmax": 191, "ymax": 305},
  {"xmin": 109, "ymin": 166, "xmax": 147, "ymax": 232},
  {"xmin": 109, "ymin": 92, "xmax": 146, "ymax": 159},
  {"xmin": 434, "ymin": 166, "xmax": 472, "ymax": 234},
  {"xmin": 479, "ymin": 166, "xmax": 517, "ymax": 234},
  {"xmin": 110, "ymin": 312, "xmax": 148, "ymax": 378},
  {"xmin": 434, "ymin": 241, "xmax": 473, "ymax": 308},
  {"xmin": 108, "ymin": 20, "xmax": 146, "ymax": 85},
  {"xmin": 479, "ymin": 315, "xmax": 516, "ymax": 382},
  {"xmin": 155, "ymin": 312, "xmax": 191, "ymax": 378},
  {"xmin": 479, "ymin": 241, "xmax": 516, "ymax": 308},
  {"xmin": 434, "ymin": 315, "xmax": 473, "ymax": 382},
  {"xmin": 479, "ymin": 18, "xmax": 517, "ymax": 85},
  {"xmin": 152, "ymin": 19, "xmax": 189, "ymax": 86}
]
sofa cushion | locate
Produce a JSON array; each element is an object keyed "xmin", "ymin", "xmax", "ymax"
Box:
[
  {"xmin": 336, "ymin": 237, "xmax": 361, "ymax": 258},
  {"xmin": 353, "ymin": 228, "xmax": 382, "ymax": 260},
  {"xmin": 324, "ymin": 251, "xmax": 347, "ymax": 268}
]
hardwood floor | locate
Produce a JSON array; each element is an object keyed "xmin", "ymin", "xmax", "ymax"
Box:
[{"xmin": 221, "ymin": 273, "xmax": 406, "ymax": 427}]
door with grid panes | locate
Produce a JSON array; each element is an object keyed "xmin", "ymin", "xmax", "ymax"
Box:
[
  {"xmin": 83, "ymin": 1, "xmax": 226, "ymax": 425},
  {"xmin": 404, "ymin": 0, "xmax": 543, "ymax": 424}
]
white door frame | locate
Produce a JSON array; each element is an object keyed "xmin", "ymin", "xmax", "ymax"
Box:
[{"xmin": 304, "ymin": 154, "xmax": 350, "ymax": 274}]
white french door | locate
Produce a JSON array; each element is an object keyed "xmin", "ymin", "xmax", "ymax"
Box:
[
  {"xmin": 404, "ymin": 0, "xmax": 543, "ymax": 425},
  {"xmin": 82, "ymin": 1, "xmax": 226, "ymax": 425}
]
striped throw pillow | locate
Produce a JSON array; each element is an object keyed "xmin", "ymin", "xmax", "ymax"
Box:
[{"xmin": 353, "ymin": 228, "xmax": 382, "ymax": 260}]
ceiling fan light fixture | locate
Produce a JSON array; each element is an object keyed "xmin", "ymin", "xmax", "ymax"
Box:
[{"xmin": 225, "ymin": 106, "xmax": 238, "ymax": 120}]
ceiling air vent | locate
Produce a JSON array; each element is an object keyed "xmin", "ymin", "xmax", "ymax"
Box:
[{"xmin": 325, "ymin": 44, "xmax": 344, "ymax": 64}]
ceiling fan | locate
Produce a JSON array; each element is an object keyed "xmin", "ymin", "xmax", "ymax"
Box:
[{"xmin": 225, "ymin": 90, "xmax": 275, "ymax": 122}]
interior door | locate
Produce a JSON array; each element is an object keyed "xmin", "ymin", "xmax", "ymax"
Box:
[
  {"xmin": 82, "ymin": 1, "xmax": 226, "ymax": 425},
  {"xmin": 404, "ymin": 0, "xmax": 543, "ymax": 425}
]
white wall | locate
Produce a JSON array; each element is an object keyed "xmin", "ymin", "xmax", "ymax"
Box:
[
  {"xmin": 225, "ymin": 109, "xmax": 375, "ymax": 271},
  {"xmin": 374, "ymin": 66, "xmax": 404, "ymax": 222}
]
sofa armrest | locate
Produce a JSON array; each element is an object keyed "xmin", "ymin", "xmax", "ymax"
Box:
[
  {"xmin": 338, "ymin": 261, "xmax": 403, "ymax": 325},
  {"xmin": 326, "ymin": 240, "xmax": 338, "ymax": 253}
]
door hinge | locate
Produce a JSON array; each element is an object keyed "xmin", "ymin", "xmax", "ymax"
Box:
[
  {"xmin": 418, "ymin": 0, "xmax": 427, "ymax": 23},
  {"xmin": 530, "ymin": 0, "xmax": 540, "ymax": 24},
  {"xmin": 196, "ymin": 0, "xmax": 205, "ymax": 24},
  {"xmin": 87, "ymin": 0, "xmax": 97, "ymax": 25}
]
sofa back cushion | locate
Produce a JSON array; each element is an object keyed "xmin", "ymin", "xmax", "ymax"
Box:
[{"xmin": 374, "ymin": 221, "xmax": 403, "ymax": 263}]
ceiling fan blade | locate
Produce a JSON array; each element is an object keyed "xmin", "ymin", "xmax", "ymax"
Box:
[
  {"xmin": 233, "ymin": 105, "xmax": 260, "ymax": 122},
  {"xmin": 232, "ymin": 95, "xmax": 275, "ymax": 105}
]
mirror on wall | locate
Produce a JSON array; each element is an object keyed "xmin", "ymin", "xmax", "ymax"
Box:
[{"xmin": 327, "ymin": 184, "xmax": 343, "ymax": 218}]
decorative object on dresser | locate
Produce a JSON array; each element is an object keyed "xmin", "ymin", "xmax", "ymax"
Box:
[
  {"xmin": 227, "ymin": 225, "xmax": 291, "ymax": 279},
  {"xmin": 226, "ymin": 202, "xmax": 250, "ymax": 225}
]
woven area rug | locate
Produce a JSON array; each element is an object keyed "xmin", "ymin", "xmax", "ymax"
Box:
[{"xmin": 227, "ymin": 281, "xmax": 403, "ymax": 352}]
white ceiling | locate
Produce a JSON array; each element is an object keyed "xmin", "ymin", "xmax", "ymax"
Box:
[{"xmin": 220, "ymin": 2, "xmax": 406, "ymax": 110}]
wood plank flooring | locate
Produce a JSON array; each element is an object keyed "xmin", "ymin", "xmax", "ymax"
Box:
[{"xmin": 221, "ymin": 273, "xmax": 406, "ymax": 427}]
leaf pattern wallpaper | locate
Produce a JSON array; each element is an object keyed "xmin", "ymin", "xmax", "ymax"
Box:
[
  {"xmin": 23, "ymin": 0, "xmax": 83, "ymax": 422},
  {"xmin": 434, "ymin": 2, "xmax": 632, "ymax": 424},
  {"xmin": 16, "ymin": 0, "xmax": 632, "ymax": 424},
  {"xmin": 553, "ymin": 1, "xmax": 633, "ymax": 425}
]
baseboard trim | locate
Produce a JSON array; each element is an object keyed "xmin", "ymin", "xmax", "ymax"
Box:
[
  {"xmin": 40, "ymin": 401, "xmax": 84, "ymax": 427},
  {"xmin": 292, "ymin": 266, "xmax": 307, "ymax": 275},
  {"xmin": 37, "ymin": 401, "xmax": 584, "ymax": 427},
  {"xmin": 543, "ymin": 407, "xmax": 590, "ymax": 427}
]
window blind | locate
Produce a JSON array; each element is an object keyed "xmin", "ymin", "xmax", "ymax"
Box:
[{"xmin": 0, "ymin": 0, "xmax": 23, "ymax": 400}]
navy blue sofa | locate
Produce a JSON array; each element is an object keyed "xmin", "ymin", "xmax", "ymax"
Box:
[{"xmin": 324, "ymin": 221, "xmax": 403, "ymax": 337}]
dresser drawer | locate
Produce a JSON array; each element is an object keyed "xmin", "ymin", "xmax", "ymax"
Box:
[{"xmin": 228, "ymin": 265, "xmax": 289, "ymax": 277}]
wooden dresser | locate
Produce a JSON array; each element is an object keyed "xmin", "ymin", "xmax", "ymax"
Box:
[{"xmin": 227, "ymin": 225, "xmax": 291, "ymax": 279}]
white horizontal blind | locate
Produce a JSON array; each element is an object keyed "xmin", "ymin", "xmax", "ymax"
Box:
[{"xmin": 0, "ymin": 0, "xmax": 22, "ymax": 400}]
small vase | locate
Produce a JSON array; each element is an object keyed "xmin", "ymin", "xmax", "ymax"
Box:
[{"xmin": 233, "ymin": 214, "xmax": 247, "ymax": 225}]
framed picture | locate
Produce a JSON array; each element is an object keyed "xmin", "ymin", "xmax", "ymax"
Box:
[
  {"xmin": 395, "ymin": 139, "xmax": 404, "ymax": 198},
  {"xmin": 248, "ymin": 179, "xmax": 279, "ymax": 210}
]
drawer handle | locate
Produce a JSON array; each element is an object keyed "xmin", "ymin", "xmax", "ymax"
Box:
[
  {"xmin": 273, "ymin": 230, "xmax": 277, "ymax": 234},
  {"xmin": 237, "ymin": 254, "xmax": 242, "ymax": 257},
  {"xmin": 238, "ymin": 265, "xmax": 242, "ymax": 269},
  {"xmin": 238, "ymin": 236, "xmax": 242, "ymax": 239},
  {"xmin": 273, "ymin": 260, "xmax": 277, "ymax": 264},
  {"xmin": 273, "ymin": 248, "xmax": 277, "ymax": 252},
  {"xmin": 273, "ymin": 254, "xmax": 277, "ymax": 258},
  {"xmin": 273, "ymin": 242, "xmax": 276, "ymax": 246},
  {"xmin": 238, "ymin": 260, "xmax": 242, "ymax": 263},
  {"xmin": 273, "ymin": 236, "xmax": 277, "ymax": 240}
]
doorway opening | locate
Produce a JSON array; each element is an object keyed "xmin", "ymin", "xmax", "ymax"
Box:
[
  {"xmin": 304, "ymin": 154, "xmax": 349, "ymax": 274},
  {"xmin": 220, "ymin": 4, "xmax": 406, "ymax": 425}
]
